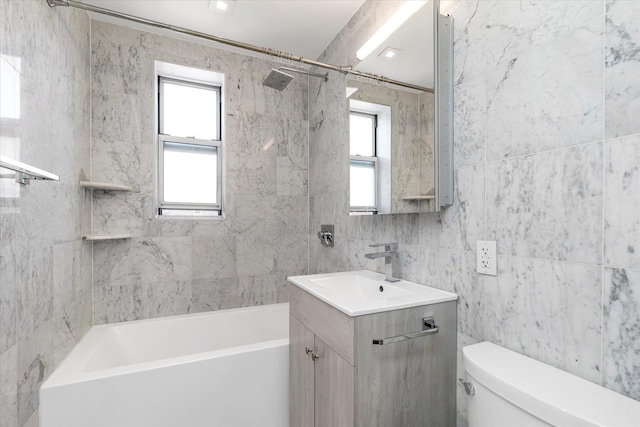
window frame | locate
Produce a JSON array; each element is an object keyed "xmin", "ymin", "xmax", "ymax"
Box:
[
  {"xmin": 349, "ymin": 110, "xmax": 378, "ymax": 213},
  {"xmin": 157, "ymin": 75, "xmax": 223, "ymax": 216}
]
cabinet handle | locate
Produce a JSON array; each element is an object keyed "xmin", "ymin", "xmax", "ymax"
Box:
[
  {"xmin": 311, "ymin": 352, "xmax": 320, "ymax": 361},
  {"xmin": 305, "ymin": 347, "xmax": 313, "ymax": 355},
  {"xmin": 372, "ymin": 317, "xmax": 439, "ymax": 345}
]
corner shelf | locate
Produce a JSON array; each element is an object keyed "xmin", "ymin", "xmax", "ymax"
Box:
[
  {"xmin": 80, "ymin": 181, "xmax": 132, "ymax": 191},
  {"xmin": 81, "ymin": 180, "xmax": 133, "ymax": 242},
  {"xmin": 82, "ymin": 234, "xmax": 132, "ymax": 241}
]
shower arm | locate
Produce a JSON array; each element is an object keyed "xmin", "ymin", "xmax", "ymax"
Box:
[
  {"xmin": 46, "ymin": 0, "xmax": 433, "ymax": 93},
  {"xmin": 278, "ymin": 67, "xmax": 328, "ymax": 82}
]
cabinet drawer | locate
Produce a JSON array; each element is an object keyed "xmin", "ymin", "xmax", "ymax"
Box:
[{"xmin": 289, "ymin": 284, "xmax": 355, "ymax": 365}]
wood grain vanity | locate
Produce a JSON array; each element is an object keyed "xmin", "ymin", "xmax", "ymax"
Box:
[{"xmin": 288, "ymin": 271, "xmax": 457, "ymax": 426}]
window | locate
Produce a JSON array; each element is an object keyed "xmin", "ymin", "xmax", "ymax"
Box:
[
  {"xmin": 349, "ymin": 111, "xmax": 377, "ymax": 213},
  {"xmin": 158, "ymin": 76, "xmax": 223, "ymax": 217}
]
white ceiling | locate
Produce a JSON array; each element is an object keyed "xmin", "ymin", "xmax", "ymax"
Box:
[{"xmin": 84, "ymin": 0, "xmax": 365, "ymax": 60}]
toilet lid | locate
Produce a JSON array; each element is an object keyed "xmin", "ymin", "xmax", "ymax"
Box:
[{"xmin": 463, "ymin": 342, "xmax": 640, "ymax": 427}]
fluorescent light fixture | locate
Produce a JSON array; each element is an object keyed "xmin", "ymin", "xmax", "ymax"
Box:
[
  {"xmin": 379, "ymin": 47, "xmax": 401, "ymax": 59},
  {"xmin": 356, "ymin": 0, "xmax": 427, "ymax": 61},
  {"xmin": 208, "ymin": 0, "xmax": 236, "ymax": 15}
]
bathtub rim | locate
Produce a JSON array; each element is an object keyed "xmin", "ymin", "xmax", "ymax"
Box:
[{"xmin": 42, "ymin": 303, "xmax": 289, "ymax": 389}]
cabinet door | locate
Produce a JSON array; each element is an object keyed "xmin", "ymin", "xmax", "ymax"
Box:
[
  {"xmin": 290, "ymin": 315, "xmax": 315, "ymax": 427},
  {"xmin": 314, "ymin": 337, "xmax": 355, "ymax": 427},
  {"xmin": 355, "ymin": 302, "xmax": 457, "ymax": 426}
]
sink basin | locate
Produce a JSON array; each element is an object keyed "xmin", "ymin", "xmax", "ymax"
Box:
[{"xmin": 287, "ymin": 270, "xmax": 458, "ymax": 316}]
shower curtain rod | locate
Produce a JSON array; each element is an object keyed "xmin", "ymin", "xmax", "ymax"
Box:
[{"xmin": 47, "ymin": 0, "xmax": 433, "ymax": 93}]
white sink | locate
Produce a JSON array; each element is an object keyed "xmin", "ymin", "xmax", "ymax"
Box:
[{"xmin": 287, "ymin": 270, "xmax": 458, "ymax": 316}]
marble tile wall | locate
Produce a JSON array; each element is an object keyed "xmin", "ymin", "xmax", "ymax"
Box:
[
  {"xmin": 90, "ymin": 21, "xmax": 309, "ymax": 323},
  {"xmin": 0, "ymin": 1, "xmax": 92, "ymax": 426},
  {"xmin": 309, "ymin": 0, "xmax": 640, "ymax": 425}
]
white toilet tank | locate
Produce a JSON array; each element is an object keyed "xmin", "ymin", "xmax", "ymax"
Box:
[{"xmin": 463, "ymin": 342, "xmax": 640, "ymax": 427}]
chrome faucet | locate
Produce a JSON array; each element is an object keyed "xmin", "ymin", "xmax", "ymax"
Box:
[{"xmin": 364, "ymin": 243, "xmax": 400, "ymax": 282}]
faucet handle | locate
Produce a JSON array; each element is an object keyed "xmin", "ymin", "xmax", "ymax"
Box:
[{"xmin": 369, "ymin": 242, "xmax": 398, "ymax": 251}]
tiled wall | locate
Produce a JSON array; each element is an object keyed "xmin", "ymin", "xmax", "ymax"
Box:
[
  {"xmin": 90, "ymin": 21, "xmax": 309, "ymax": 323},
  {"xmin": 309, "ymin": 0, "xmax": 640, "ymax": 424},
  {"xmin": 0, "ymin": 1, "xmax": 92, "ymax": 426}
]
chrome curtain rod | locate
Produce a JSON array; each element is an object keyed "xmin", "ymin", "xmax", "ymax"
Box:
[{"xmin": 47, "ymin": 0, "xmax": 433, "ymax": 93}]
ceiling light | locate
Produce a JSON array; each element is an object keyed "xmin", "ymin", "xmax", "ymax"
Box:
[
  {"xmin": 209, "ymin": 0, "xmax": 236, "ymax": 15},
  {"xmin": 356, "ymin": 0, "xmax": 427, "ymax": 61},
  {"xmin": 379, "ymin": 47, "xmax": 401, "ymax": 59}
]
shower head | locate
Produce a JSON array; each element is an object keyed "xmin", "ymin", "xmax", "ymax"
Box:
[
  {"xmin": 263, "ymin": 67, "xmax": 329, "ymax": 91},
  {"xmin": 263, "ymin": 69, "xmax": 294, "ymax": 91}
]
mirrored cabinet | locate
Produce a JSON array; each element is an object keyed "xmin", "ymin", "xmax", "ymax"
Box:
[{"xmin": 346, "ymin": 0, "xmax": 453, "ymax": 215}]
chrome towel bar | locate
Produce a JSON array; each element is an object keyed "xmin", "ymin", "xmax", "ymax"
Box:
[{"xmin": 372, "ymin": 317, "xmax": 438, "ymax": 345}]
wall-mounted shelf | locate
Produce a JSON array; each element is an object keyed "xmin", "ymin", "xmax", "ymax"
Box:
[
  {"xmin": 0, "ymin": 155, "xmax": 59, "ymax": 184},
  {"xmin": 80, "ymin": 181, "xmax": 132, "ymax": 191},
  {"xmin": 81, "ymin": 181, "xmax": 132, "ymax": 242},
  {"xmin": 401, "ymin": 195, "xmax": 436, "ymax": 201},
  {"xmin": 82, "ymin": 234, "xmax": 132, "ymax": 241}
]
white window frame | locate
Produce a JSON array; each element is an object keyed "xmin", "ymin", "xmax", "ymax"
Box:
[
  {"xmin": 157, "ymin": 75, "xmax": 223, "ymax": 216},
  {"xmin": 349, "ymin": 110, "xmax": 378, "ymax": 213}
]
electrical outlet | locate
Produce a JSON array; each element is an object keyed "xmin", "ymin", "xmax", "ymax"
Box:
[{"xmin": 477, "ymin": 241, "xmax": 497, "ymax": 276}]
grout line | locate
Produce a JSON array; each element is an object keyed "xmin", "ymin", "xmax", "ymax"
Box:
[
  {"xmin": 89, "ymin": 16, "xmax": 95, "ymax": 327},
  {"xmin": 485, "ymin": 139, "xmax": 606, "ymax": 165},
  {"xmin": 600, "ymin": 0, "xmax": 606, "ymax": 387},
  {"xmin": 307, "ymin": 75, "xmax": 310, "ymax": 275},
  {"xmin": 482, "ymin": 0, "xmax": 488, "ymax": 242}
]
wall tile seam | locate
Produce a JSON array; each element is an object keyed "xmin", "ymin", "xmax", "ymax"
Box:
[
  {"xmin": 599, "ymin": 1, "xmax": 606, "ymax": 387},
  {"xmin": 452, "ymin": 158, "xmax": 487, "ymax": 169},
  {"xmin": 89, "ymin": 15, "xmax": 96, "ymax": 328},
  {"xmin": 484, "ymin": 138, "xmax": 605, "ymax": 164},
  {"xmin": 601, "ymin": 265, "xmax": 640, "ymax": 274},
  {"xmin": 484, "ymin": 252, "xmax": 607, "ymax": 271},
  {"xmin": 483, "ymin": 11, "xmax": 607, "ymax": 74},
  {"xmin": 395, "ymin": 244, "xmax": 473, "ymax": 255},
  {"xmin": 602, "ymin": 132, "xmax": 640, "ymax": 144},
  {"xmin": 306, "ymin": 76, "xmax": 311, "ymax": 276}
]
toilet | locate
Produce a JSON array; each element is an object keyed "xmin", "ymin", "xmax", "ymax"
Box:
[{"xmin": 462, "ymin": 342, "xmax": 640, "ymax": 427}]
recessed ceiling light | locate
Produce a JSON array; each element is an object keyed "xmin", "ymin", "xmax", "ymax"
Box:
[
  {"xmin": 379, "ymin": 47, "xmax": 402, "ymax": 59},
  {"xmin": 356, "ymin": 0, "xmax": 427, "ymax": 61},
  {"xmin": 209, "ymin": 0, "xmax": 236, "ymax": 15}
]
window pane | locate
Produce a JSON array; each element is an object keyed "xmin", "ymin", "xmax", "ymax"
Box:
[
  {"xmin": 350, "ymin": 160, "xmax": 376, "ymax": 208},
  {"xmin": 162, "ymin": 80, "xmax": 219, "ymax": 140},
  {"xmin": 350, "ymin": 113, "xmax": 374, "ymax": 156},
  {"xmin": 163, "ymin": 141, "xmax": 217, "ymax": 204}
]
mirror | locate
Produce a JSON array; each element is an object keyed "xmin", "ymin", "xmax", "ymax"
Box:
[{"xmin": 345, "ymin": 0, "xmax": 451, "ymax": 215}]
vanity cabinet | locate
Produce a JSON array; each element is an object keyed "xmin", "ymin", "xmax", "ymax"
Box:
[
  {"xmin": 290, "ymin": 316, "xmax": 355, "ymax": 426},
  {"xmin": 289, "ymin": 284, "xmax": 456, "ymax": 427}
]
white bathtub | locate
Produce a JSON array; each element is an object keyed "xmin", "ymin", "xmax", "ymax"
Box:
[{"xmin": 40, "ymin": 303, "xmax": 289, "ymax": 427}]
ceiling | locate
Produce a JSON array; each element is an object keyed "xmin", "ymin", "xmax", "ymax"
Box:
[{"xmin": 84, "ymin": 0, "xmax": 366, "ymax": 61}]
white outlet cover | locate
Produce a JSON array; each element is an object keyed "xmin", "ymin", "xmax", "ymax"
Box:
[{"xmin": 477, "ymin": 240, "xmax": 497, "ymax": 276}]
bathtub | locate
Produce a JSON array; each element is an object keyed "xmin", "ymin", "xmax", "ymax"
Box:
[{"xmin": 40, "ymin": 303, "xmax": 289, "ymax": 427}]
